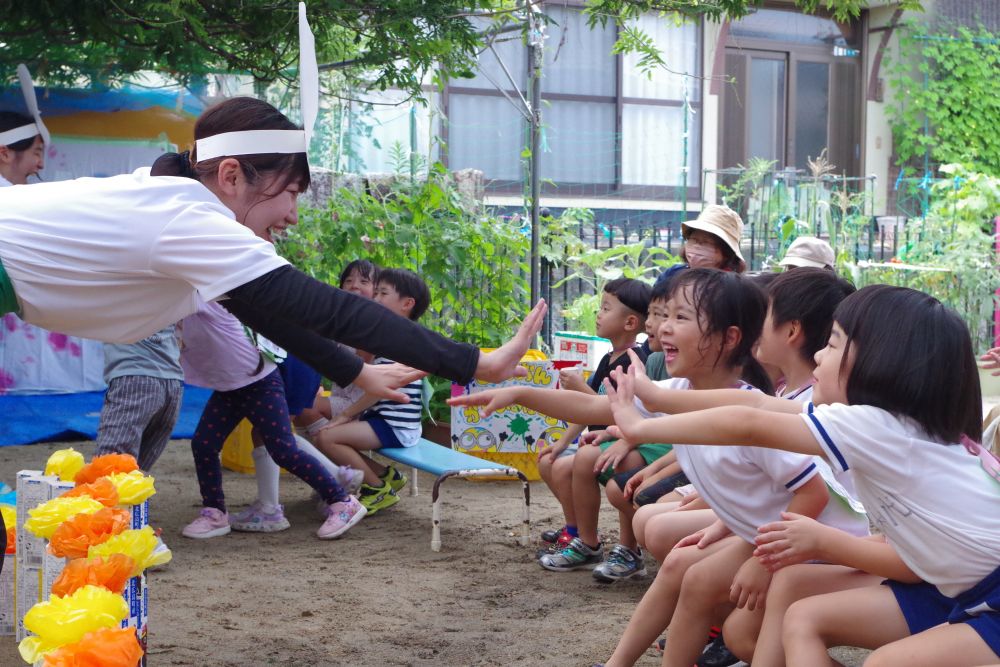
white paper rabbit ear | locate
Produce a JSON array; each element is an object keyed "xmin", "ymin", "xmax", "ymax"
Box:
[
  {"xmin": 195, "ymin": 4, "xmax": 318, "ymax": 161},
  {"xmin": 0, "ymin": 64, "xmax": 50, "ymax": 148},
  {"xmin": 299, "ymin": 1, "xmax": 319, "ymax": 144}
]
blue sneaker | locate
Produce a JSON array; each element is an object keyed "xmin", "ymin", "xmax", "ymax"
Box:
[{"xmin": 538, "ymin": 537, "xmax": 603, "ymax": 572}]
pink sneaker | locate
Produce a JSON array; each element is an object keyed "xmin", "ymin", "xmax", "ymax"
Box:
[
  {"xmin": 230, "ymin": 501, "xmax": 291, "ymax": 533},
  {"xmin": 317, "ymin": 496, "xmax": 367, "ymax": 539},
  {"xmin": 182, "ymin": 507, "xmax": 231, "ymax": 539}
]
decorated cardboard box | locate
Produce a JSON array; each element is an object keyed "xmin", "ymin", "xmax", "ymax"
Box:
[
  {"xmin": 451, "ymin": 358, "xmax": 572, "ymax": 480},
  {"xmin": 0, "ymin": 554, "xmax": 14, "ymax": 636}
]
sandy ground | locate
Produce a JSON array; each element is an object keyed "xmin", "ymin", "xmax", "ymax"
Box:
[{"xmin": 0, "ymin": 439, "xmax": 870, "ymax": 667}]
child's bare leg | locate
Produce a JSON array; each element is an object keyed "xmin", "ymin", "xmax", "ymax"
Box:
[
  {"xmin": 573, "ymin": 447, "xmax": 644, "ymax": 546},
  {"xmin": 315, "ymin": 422, "xmax": 384, "ymax": 485},
  {"xmin": 868, "ymin": 623, "xmax": 998, "ymax": 667},
  {"xmin": 606, "ymin": 479, "xmax": 638, "ymax": 550},
  {"xmin": 605, "ymin": 536, "xmax": 739, "ymax": 667},
  {"xmin": 632, "ymin": 501, "xmax": 680, "ymax": 551},
  {"xmin": 644, "ymin": 508, "xmax": 717, "ymax": 562},
  {"xmin": 727, "ymin": 564, "xmax": 880, "ymax": 667},
  {"xmin": 539, "ymin": 454, "xmax": 576, "ymax": 527},
  {"xmin": 663, "ymin": 538, "xmax": 752, "ymax": 667},
  {"xmin": 783, "ymin": 584, "xmax": 910, "ymax": 666}
]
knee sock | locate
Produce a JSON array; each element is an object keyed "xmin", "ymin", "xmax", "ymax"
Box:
[
  {"xmin": 292, "ymin": 434, "xmax": 344, "ymax": 480},
  {"xmin": 252, "ymin": 447, "xmax": 281, "ymax": 512}
]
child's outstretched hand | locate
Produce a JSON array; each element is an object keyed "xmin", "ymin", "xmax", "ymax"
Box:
[
  {"xmin": 604, "ymin": 366, "xmax": 644, "ymax": 442},
  {"xmin": 447, "ymin": 387, "xmax": 519, "ymax": 418},
  {"xmin": 354, "ymin": 362, "xmax": 426, "ymax": 402},
  {"xmin": 474, "ymin": 300, "xmax": 547, "ymax": 383},
  {"xmin": 753, "ymin": 512, "xmax": 834, "ymax": 571},
  {"xmin": 730, "ymin": 556, "xmax": 773, "ymax": 611},
  {"xmin": 625, "ymin": 349, "xmax": 657, "ymax": 400},
  {"xmin": 981, "ymin": 347, "xmax": 1000, "ymax": 376}
]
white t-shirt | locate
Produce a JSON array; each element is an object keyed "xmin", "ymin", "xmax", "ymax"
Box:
[
  {"xmin": 637, "ymin": 378, "xmax": 869, "ymax": 543},
  {"xmin": 804, "ymin": 402, "xmax": 1000, "ymax": 597},
  {"xmin": 0, "ymin": 168, "xmax": 288, "ymax": 343}
]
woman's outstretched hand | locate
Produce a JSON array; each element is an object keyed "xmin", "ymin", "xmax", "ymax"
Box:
[
  {"xmin": 354, "ymin": 362, "xmax": 426, "ymax": 402},
  {"xmin": 474, "ymin": 300, "xmax": 547, "ymax": 383}
]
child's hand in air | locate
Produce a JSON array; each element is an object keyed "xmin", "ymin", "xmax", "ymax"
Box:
[
  {"xmin": 730, "ymin": 556, "xmax": 773, "ymax": 611},
  {"xmin": 474, "ymin": 300, "xmax": 547, "ymax": 383},
  {"xmin": 753, "ymin": 512, "xmax": 835, "ymax": 571},
  {"xmin": 625, "ymin": 349, "xmax": 657, "ymax": 400},
  {"xmin": 593, "ymin": 439, "xmax": 635, "ymax": 475},
  {"xmin": 447, "ymin": 387, "xmax": 519, "ymax": 418},
  {"xmin": 354, "ymin": 362, "xmax": 426, "ymax": 402},
  {"xmin": 558, "ymin": 368, "xmax": 588, "ymax": 392},
  {"xmin": 675, "ymin": 518, "xmax": 731, "ymax": 549}
]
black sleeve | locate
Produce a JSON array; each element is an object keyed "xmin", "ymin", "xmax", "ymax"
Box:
[{"xmin": 224, "ymin": 265, "xmax": 480, "ymax": 386}]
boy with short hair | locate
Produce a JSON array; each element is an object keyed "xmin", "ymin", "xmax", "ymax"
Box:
[
  {"xmin": 314, "ymin": 268, "xmax": 430, "ymax": 514},
  {"xmin": 536, "ymin": 277, "xmax": 651, "ymax": 570}
]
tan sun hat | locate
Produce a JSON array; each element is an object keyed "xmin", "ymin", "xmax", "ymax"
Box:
[
  {"xmin": 682, "ymin": 204, "xmax": 746, "ymax": 272},
  {"xmin": 780, "ymin": 236, "xmax": 835, "ymax": 269}
]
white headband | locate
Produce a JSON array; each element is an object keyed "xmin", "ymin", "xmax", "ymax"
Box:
[
  {"xmin": 195, "ymin": 2, "xmax": 318, "ymax": 162},
  {"xmin": 0, "ymin": 64, "xmax": 50, "ymax": 148}
]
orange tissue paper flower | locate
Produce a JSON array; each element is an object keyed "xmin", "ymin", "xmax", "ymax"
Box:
[
  {"xmin": 48, "ymin": 507, "xmax": 131, "ymax": 560},
  {"xmin": 2, "ymin": 505, "xmax": 14, "ymax": 554},
  {"xmin": 60, "ymin": 478, "xmax": 119, "ymax": 508},
  {"xmin": 73, "ymin": 454, "xmax": 139, "ymax": 486},
  {"xmin": 42, "ymin": 627, "xmax": 143, "ymax": 667},
  {"xmin": 51, "ymin": 554, "xmax": 135, "ymax": 597}
]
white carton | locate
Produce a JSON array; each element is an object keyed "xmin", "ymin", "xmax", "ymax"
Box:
[
  {"xmin": 15, "ymin": 472, "xmax": 49, "ymax": 568},
  {"xmin": 15, "ymin": 564, "xmax": 41, "ymax": 641},
  {"xmin": 130, "ymin": 499, "xmax": 149, "ymax": 530},
  {"xmin": 552, "ymin": 331, "xmax": 612, "ymax": 371},
  {"xmin": 0, "ymin": 554, "xmax": 14, "ymax": 636}
]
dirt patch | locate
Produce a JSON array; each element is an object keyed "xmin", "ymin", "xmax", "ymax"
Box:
[{"xmin": 0, "ymin": 439, "xmax": 869, "ymax": 666}]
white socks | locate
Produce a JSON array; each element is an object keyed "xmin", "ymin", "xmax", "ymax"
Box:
[
  {"xmin": 292, "ymin": 433, "xmax": 343, "ymax": 479},
  {"xmin": 301, "ymin": 417, "xmax": 330, "ymax": 438},
  {"xmin": 251, "ymin": 446, "xmax": 281, "ymax": 513}
]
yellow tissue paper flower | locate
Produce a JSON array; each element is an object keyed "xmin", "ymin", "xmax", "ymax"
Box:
[
  {"xmin": 105, "ymin": 471, "xmax": 156, "ymax": 506},
  {"xmin": 88, "ymin": 525, "xmax": 171, "ymax": 576},
  {"xmin": 17, "ymin": 584, "xmax": 129, "ymax": 663},
  {"xmin": 25, "ymin": 496, "xmax": 104, "ymax": 539},
  {"xmin": 44, "ymin": 448, "xmax": 85, "ymax": 482},
  {"xmin": 0, "ymin": 504, "xmax": 14, "ymax": 529}
]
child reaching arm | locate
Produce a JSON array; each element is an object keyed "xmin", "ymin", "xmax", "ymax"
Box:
[{"xmin": 607, "ymin": 285, "xmax": 1000, "ymax": 667}]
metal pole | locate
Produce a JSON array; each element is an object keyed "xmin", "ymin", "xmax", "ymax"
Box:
[
  {"xmin": 527, "ymin": 4, "xmax": 544, "ymax": 307},
  {"xmin": 409, "ymin": 103, "xmax": 418, "ymax": 182}
]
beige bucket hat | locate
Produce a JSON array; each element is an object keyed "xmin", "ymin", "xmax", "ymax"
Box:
[
  {"xmin": 682, "ymin": 204, "xmax": 746, "ymax": 272},
  {"xmin": 780, "ymin": 236, "xmax": 836, "ymax": 269}
]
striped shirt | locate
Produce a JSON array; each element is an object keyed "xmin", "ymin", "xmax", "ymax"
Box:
[{"xmin": 364, "ymin": 357, "xmax": 422, "ymax": 446}]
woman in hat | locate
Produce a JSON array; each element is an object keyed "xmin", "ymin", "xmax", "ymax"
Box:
[{"xmin": 654, "ymin": 205, "xmax": 747, "ymax": 290}]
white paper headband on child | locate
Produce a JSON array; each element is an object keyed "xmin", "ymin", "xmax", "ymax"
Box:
[
  {"xmin": 194, "ymin": 2, "xmax": 318, "ymax": 162},
  {"xmin": 0, "ymin": 64, "xmax": 50, "ymax": 148}
]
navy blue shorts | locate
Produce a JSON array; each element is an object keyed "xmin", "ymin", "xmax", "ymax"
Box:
[
  {"xmin": 886, "ymin": 564, "xmax": 1000, "ymax": 658},
  {"xmin": 362, "ymin": 415, "xmax": 405, "ymax": 449},
  {"xmin": 278, "ymin": 354, "xmax": 322, "ymax": 417}
]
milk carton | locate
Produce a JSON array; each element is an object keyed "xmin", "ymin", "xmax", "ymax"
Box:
[{"xmin": 0, "ymin": 554, "xmax": 14, "ymax": 636}]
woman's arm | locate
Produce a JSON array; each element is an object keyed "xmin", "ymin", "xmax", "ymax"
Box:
[{"xmin": 225, "ymin": 265, "xmax": 545, "ymax": 386}]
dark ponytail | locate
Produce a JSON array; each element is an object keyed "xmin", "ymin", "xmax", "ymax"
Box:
[{"xmin": 150, "ymin": 150, "xmax": 196, "ymax": 178}]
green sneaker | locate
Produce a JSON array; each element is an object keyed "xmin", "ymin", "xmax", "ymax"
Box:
[
  {"xmin": 380, "ymin": 465, "xmax": 408, "ymax": 493},
  {"xmin": 358, "ymin": 481, "xmax": 400, "ymax": 515},
  {"xmin": 539, "ymin": 537, "xmax": 604, "ymax": 572}
]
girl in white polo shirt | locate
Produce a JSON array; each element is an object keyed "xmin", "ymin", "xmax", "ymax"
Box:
[
  {"xmin": 607, "ymin": 284, "xmax": 999, "ymax": 667},
  {"xmin": 0, "ymin": 96, "xmax": 544, "ymax": 404}
]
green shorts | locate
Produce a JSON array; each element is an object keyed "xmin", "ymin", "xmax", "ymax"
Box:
[{"xmin": 596, "ymin": 440, "xmax": 673, "ymax": 486}]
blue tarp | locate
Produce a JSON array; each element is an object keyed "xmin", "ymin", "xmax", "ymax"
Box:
[{"xmin": 0, "ymin": 385, "xmax": 211, "ymax": 447}]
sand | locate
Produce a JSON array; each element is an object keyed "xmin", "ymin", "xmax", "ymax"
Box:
[{"xmin": 0, "ymin": 439, "xmax": 869, "ymax": 666}]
